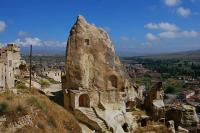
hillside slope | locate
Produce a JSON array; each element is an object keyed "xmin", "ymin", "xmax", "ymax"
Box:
[
  {"xmin": 140, "ymin": 49, "xmax": 200, "ymax": 60},
  {"xmin": 0, "ymin": 89, "xmax": 82, "ymax": 133}
]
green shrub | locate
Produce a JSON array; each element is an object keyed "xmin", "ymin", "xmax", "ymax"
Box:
[
  {"xmin": 39, "ymin": 79, "xmax": 50, "ymax": 88},
  {"xmin": 165, "ymin": 86, "xmax": 176, "ymax": 94},
  {"xmin": 27, "ymin": 97, "xmax": 48, "ymax": 113},
  {"xmin": 4, "ymin": 90, "xmax": 14, "ymax": 101},
  {"xmin": 16, "ymin": 81, "xmax": 28, "ymax": 90},
  {"xmin": 47, "ymin": 78, "xmax": 59, "ymax": 84},
  {"xmin": 0, "ymin": 102, "xmax": 8, "ymax": 115}
]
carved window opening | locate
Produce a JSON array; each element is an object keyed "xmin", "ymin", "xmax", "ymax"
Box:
[
  {"xmin": 109, "ymin": 75, "xmax": 118, "ymax": 88},
  {"xmin": 84, "ymin": 39, "xmax": 90, "ymax": 46},
  {"xmin": 121, "ymin": 87, "xmax": 125, "ymax": 92},
  {"xmin": 9, "ymin": 60, "xmax": 12, "ymax": 67}
]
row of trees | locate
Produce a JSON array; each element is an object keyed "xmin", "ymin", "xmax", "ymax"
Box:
[{"xmin": 133, "ymin": 58, "xmax": 200, "ymax": 79}]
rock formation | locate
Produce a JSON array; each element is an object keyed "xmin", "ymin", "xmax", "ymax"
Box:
[
  {"xmin": 62, "ymin": 15, "xmax": 139, "ymax": 132},
  {"xmin": 63, "ymin": 15, "xmax": 138, "ymax": 108},
  {"xmin": 144, "ymin": 82, "xmax": 165, "ymax": 120},
  {"xmin": 166, "ymin": 104, "xmax": 199, "ymax": 132}
]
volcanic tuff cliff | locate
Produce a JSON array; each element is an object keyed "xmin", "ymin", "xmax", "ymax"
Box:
[
  {"xmin": 63, "ymin": 15, "xmax": 138, "ymax": 106},
  {"xmin": 65, "ymin": 15, "xmax": 124, "ymax": 90},
  {"xmin": 62, "ymin": 15, "xmax": 139, "ymax": 133}
]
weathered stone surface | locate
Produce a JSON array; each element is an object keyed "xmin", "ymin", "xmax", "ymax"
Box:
[
  {"xmin": 65, "ymin": 15, "xmax": 123, "ymax": 90},
  {"xmin": 62, "ymin": 15, "xmax": 139, "ymax": 132},
  {"xmin": 166, "ymin": 104, "xmax": 199, "ymax": 130},
  {"xmin": 166, "ymin": 120, "xmax": 175, "ymax": 133},
  {"xmin": 177, "ymin": 126, "xmax": 189, "ymax": 133},
  {"xmin": 63, "ymin": 15, "xmax": 137, "ymax": 108},
  {"xmin": 144, "ymin": 82, "xmax": 165, "ymax": 120}
]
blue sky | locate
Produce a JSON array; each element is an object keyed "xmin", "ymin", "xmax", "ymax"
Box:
[{"xmin": 0, "ymin": 0, "xmax": 200, "ymax": 56}]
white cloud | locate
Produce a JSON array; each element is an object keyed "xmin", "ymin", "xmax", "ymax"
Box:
[
  {"xmin": 144, "ymin": 23, "xmax": 158, "ymax": 29},
  {"xmin": 159, "ymin": 22, "xmax": 179, "ymax": 31},
  {"xmin": 0, "ymin": 20, "xmax": 6, "ymax": 32},
  {"xmin": 43, "ymin": 40, "xmax": 66, "ymax": 47},
  {"xmin": 181, "ymin": 30, "xmax": 199, "ymax": 37},
  {"xmin": 145, "ymin": 22, "xmax": 179, "ymax": 31},
  {"xmin": 14, "ymin": 37, "xmax": 66, "ymax": 47},
  {"xmin": 15, "ymin": 37, "xmax": 42, "ymax": 46},
  {"xmin": 177, "ymin": 7, "xmax": 191, "ymax": 17},
  {"xmin": 157, "ymin": 30, "xmax": 199, "ymax": 39},
  {"xmin": 159, "ymin": 31, "xmax": 177, "ymax": 38},
  {"xmin": 18, "ymin": 31, "xmax": 28, "ymax": 37},
  {"xmin": 146, "ymin": 33, "xmax": 158, "ymax": 41},
  {"xmin": 164, "ymin": 0, "xmax": 181, "ymax": 6},
  {"xmin": 25, "ymin": 37, "xmax": 42, "ymax": 46}
]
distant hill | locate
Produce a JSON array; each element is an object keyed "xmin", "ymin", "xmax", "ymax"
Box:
[
  {"xmin": 21, "ymin": 46, "xmax": 65, "ymax": 56},
  {"xmin": 138, "ymin": 49, "xmax": 200, "ymax": 61}
]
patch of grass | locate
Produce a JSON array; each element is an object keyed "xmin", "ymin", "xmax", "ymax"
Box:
[
  {"xmin": 135, "ymin": 76, "xmax": 152, "ymax": 90},
  {"xmin": 163, "ymin": 78, "xmax": 185, "ymax": 94},
  {"xmin": 3, "ymin": 90, "xmax": 14, "ymax": 101},
  {"xmin": 38, "ymin": 79, "xmax": 50, "ymax": 88},
  {"xmin": 42, "ymin": 76, "xmax": 60, "ymax": 84},
  {"xmin": 16, "ymin": 81, "xmax": 28, "ymax": 90},
  {"xmin": 48, "ymin": 116, "xmax": 57, "ymax": 128},
  {"xmin": 27, "ymin": 97, "xmax": 48, "ymax": 113},
  {"xmin": 0, "ymin": 102, "xmax": 8, "ymax": 115}
]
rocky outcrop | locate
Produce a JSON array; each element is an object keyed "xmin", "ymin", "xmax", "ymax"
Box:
[
  {"xmin": 63, "ymin": 15, "xmax": 138, "ymax": 108},
  {"xmin": 144, "ymin": 82, "xmax": 165, "ymax": 120},
  {"xmin": 65, "ymin": 15, "xmax": 119, "ymax": 90},
  {"xmin": 62, "ymin": 15, "xmax": 139, "ymax": 133},
  {"xmin": 166, "ymin": 104, "xmax": 199, "ymax": 131},
  {"xmin": 166, "ymin": 120, "xmax": 175, "ymax": 133}
]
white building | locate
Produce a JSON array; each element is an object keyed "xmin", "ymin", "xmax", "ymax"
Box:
[
  {"xmin": 0, "ymin": 44, "xmax": 25, "ymax": 90},
  {"xmin": 43, "ymin": 70, "xmax": 62, "ymax": 82}
]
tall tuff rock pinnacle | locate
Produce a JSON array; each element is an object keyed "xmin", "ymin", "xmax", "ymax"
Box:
[{"xmin": 63, "ymin": 15, "xmax": 137, "ymax": 107}]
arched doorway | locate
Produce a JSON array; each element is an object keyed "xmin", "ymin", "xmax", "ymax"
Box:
[
  {"xmin": 79, "ymin": 94, "xmax": 90, "ymax": 107},
  {"xmin": 109, "ymin": 75, "xmax": 118, "ymax": 88}
]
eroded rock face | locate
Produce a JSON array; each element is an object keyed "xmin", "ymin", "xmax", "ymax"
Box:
[
  {"xmin": 65, "ymin": 15, "xmax": 123, "ymax": 90},
  {"xmin": 166, "ymin": 105, "xmax": 199, "ymax": 131},
  {"xmin": 63, "ymin": 15, "xmax": 136, "ymax": 106}
]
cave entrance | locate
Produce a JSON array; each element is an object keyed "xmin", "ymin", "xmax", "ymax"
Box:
[
  {"xmin": 122, "ymin": 123, "xmax": 129, "ymax": 132},
  {"xmin": 109, "ymin": 75, "xmax": 118, "ymax": 88}
]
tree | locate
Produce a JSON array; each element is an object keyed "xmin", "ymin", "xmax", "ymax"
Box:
[{"xmin": 165, "ymin": 86, "xmax": 176, "ymax": 94}]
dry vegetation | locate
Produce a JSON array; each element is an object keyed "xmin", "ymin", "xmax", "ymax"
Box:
[
  {"xmin": 132, "ymin": 110, "xmax": 146, "ymax": 117},
  {"xmin": 134, "ymin": 122, "xmax": 170, "ymax": 133},
  {"xmin": 132, "ymin": 110, "xmax": 170, "ymax": 133},
  {"xmin": 0, "ymin": 89, "xmax": 82, "ymax": 133}
]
